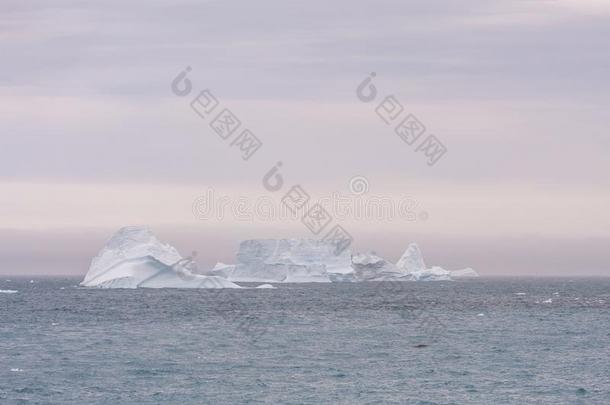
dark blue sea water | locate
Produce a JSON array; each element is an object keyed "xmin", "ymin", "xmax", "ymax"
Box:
[{"xmin": 1, "ymin": 278, "xmax": 608, "ymax": 404}]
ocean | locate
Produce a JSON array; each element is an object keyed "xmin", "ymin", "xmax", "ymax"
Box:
[{"xmin": 1, "ymin": 277, "xmax": 608, "ymax": 404}]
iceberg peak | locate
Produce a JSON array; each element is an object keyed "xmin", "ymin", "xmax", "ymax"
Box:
[
  {"xmin": 395, "ymin": 243, "xmax": 427, "ymax": 274},
  {"xmin": 395, "ymin": 243, "xmax": 479, "ymax": 280},
  {"xmin": 81, "ymin": 226, "xmax": 240, "ymax": 289}
]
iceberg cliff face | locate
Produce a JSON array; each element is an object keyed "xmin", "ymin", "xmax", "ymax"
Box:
[
  {"xmin": 222, "ymin": 239, "xmax": 354, "ymax": 283},
  {"xmin": 81, "ymin": 226, "xmax": 240, "ymax": 289}
]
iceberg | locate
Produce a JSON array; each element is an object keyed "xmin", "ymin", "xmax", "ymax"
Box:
[
  {"xmin": 351, "ymin": 252, "xmax": 404, "ymax": 281},
  {"xmin": 449, "ymin": 267, "xmax": 479, "ymax": 278},
  {"xmin": 395, "ymin": 243, "xmax": 427, "ymax": 274},
  {"xmin": 207, "ymin": 262, "xmax": 236, "ymax": 279},
  {"xmin": 408, "ymin": 265, "xmax": 452, "ymax": 281},
  {"xmin": 81, "ymin": 229, "xmax": 478, "ymax": 286},
  {"xmin": 211, "ymin": 239, "xmax": 355, "ymax": 283},
  {"xmin": 80, "ymin": 226, "xmax": 240, "ymax": 289},
  {"xmin": 394, "ymin": 243, "xmax": 477, "ymax": 281},
  {"xmin": 205, "ymin": 240, "xmax": 477, "ymax": 282},
  {"xmin": 352, "ymin": 246, "xmax": 466, "ymax": 281}
]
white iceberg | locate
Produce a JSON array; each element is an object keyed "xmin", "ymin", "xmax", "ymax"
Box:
[
  {"xmin": 207, "ymin": 262, "xmax": 236, "ymax": 279},
  {"xmin": 449, "ymin": 267, "xmax": 479, "ymax": 278},
  {"xmin": 80, "ymin": 226, "xmax": 240, "ymax": 289},
  {"xmin": 395, "ymin": 243, "xmax": 427, "ymax": 274},
  {"xmin": 82, "ymin": 229, "xmax": 477, "ymax": 286},
  {"xmin": 206, "ymin": 240, "xmax": 477, "ymax": 282},
  {"xmin": 409, "ymin": 265, "xmax": 452, "ymax": 281},
  {"xmin": 351, "ymin": 252, "xmax": 404, "ymax": 281},
  {"xmin": 212, "ymin": 239, "xmax": 355, "ymax": 283},
  {"xmin": 394, "ymin": 243, "xmax": 477, "ymax": 281}
]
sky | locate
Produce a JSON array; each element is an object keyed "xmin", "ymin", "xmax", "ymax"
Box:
[{"xmin": 1, "ymin": 0, "xmax": 609, "ymax": 276}]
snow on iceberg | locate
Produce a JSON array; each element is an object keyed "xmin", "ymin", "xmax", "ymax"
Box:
[
  {"xmin": 80, "ymin": 226, "xmax": 240, "ymax": 289},
  {"xmin": 217, "ymin": 239, "xmax": 355, "ymax": 283}
]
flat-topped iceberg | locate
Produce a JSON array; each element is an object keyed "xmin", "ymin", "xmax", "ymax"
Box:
[
  {"xmin": 212, "ymin": 239, "xmax": 354, "ymax": 283},
  {"xmin": 80, "ymin": 226, "xmax": 240, "ymax": 289}
]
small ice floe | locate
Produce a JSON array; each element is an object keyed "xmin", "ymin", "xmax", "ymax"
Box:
[
  {"xmin": 0, "ymin": 290, "xmax": 18, "ymax": 294},
  {"xmin": 29, "ymin": 280, "xmax": 34, "ymax": 283},
  {"xmin": 256, "ymin": 284, "xmax": 275, "ymax": 289},
  {"xmin": 10, "ymin": 368, "xmax": 23, "ymax": 372},
  {"xmin": 514, "ymin": 292, "xmax": 526, "ymax": 296},
  {"xmin": 542, "ymin": 298, "xmax": 553, "ymax": 304},
  {"xmin": 553, "ymin": 292, "xmax": 560, "ymax": 296},
  {"xmin": 51, "ymin": 323, "xmax": 59, "ymax": 326},
  {"xmin": 477, "ymin": 313, "xmax": 485, "ymax": 317}
]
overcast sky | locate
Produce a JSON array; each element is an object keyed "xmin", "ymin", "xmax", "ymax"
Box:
[{"xmin": 1, "ymin": 0, "xmax": 609, "ymax": 276}]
